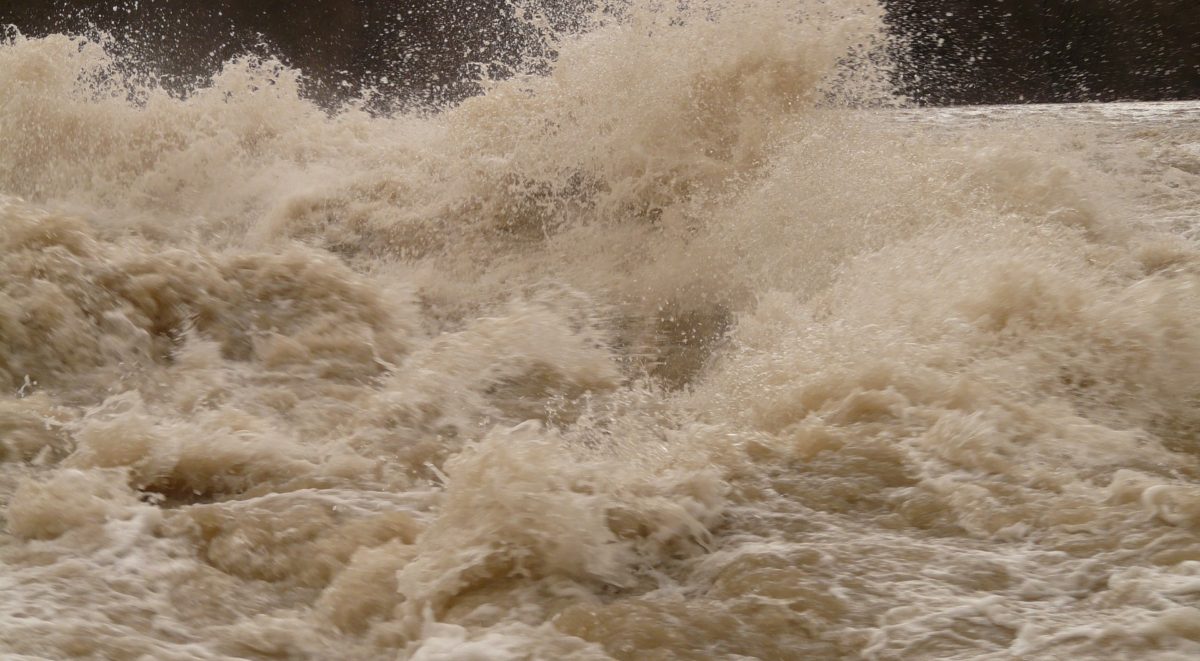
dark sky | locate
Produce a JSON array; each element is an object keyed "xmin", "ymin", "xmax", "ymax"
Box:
[{"xmin": 2, "ymin": 0, "xmax": 1198, "ymax": 106}]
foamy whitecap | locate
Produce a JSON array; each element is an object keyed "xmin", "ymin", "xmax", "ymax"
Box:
[{"xmin": 3, "ymin": 0, "xmax": 1200, "ymax": 658}]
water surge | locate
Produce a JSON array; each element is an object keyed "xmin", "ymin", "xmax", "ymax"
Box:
[{"xmin": 3, "ymin": 1, "xmax": 1200, "ymax": 658}]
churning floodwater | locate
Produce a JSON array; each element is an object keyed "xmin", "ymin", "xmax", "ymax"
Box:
[{"xmin": 3, "ymin": 1, "xmax": 1200, "ymax": 659}]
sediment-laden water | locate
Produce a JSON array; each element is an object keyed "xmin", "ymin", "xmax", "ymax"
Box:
[{"xmin": 3, "ymin": 1, "xmax": 1200, "ymax": 659}]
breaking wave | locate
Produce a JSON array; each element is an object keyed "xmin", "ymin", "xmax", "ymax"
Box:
[{"xmin": 3, "ymin": 1, "xmax": 1200, "ymax": 658}]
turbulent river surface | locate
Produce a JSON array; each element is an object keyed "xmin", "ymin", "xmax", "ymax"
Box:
[{"xmin": 3, "ymin": 1, "xmax": 1200, "ymax": 659}]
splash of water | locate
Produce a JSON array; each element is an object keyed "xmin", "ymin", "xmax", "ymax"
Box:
[{"xmin": 3, "ymin": 1, "xmax": 1200, "ymax": 659}]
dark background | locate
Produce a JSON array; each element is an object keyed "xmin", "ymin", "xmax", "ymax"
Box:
[
  {"xmin": 888, "ymin": 0, "xmax": 1199, "ymax": 104},
  {"xmin": 2, "ymin": 0, "xmax": 1197, "ymax": 107}
]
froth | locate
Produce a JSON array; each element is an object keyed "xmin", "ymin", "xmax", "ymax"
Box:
[{"xmin": 5, "ymin": 0, "xmax": 1200, "ymax": 659}]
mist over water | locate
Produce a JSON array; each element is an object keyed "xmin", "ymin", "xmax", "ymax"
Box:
[{"xmin": 3, "ymin": 1, "xmax": 1200, "ymax": 659}]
